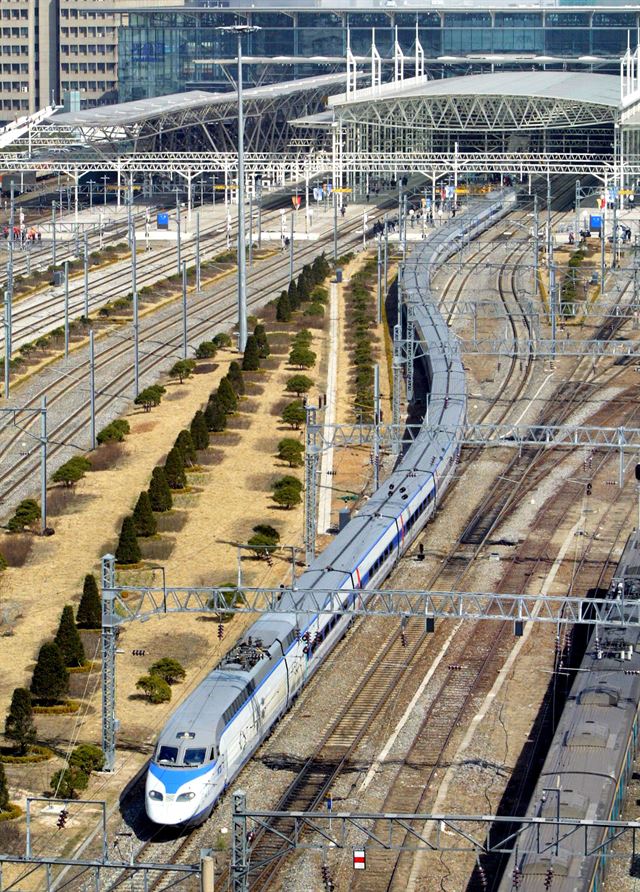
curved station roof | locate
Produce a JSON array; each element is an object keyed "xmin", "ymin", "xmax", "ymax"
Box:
[{"xmin": 326, "ymin": 71, "xmax": 621, "ymax": 131}]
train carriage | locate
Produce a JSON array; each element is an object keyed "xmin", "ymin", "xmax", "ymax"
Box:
[{"xmin": 145, "ymin": 191, "xmax": 515, "ymax": 825}]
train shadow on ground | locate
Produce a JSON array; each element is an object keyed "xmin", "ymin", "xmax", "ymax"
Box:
[{"xmin": 464, "ymin": 588, "xmax": 603, "ymax": 892}]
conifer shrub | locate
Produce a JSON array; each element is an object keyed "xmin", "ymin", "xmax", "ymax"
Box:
[
  {"xmin": 242, "ymin": 335, "xmax": 260, "ymax": 371},
  {"xmin": 30, "ymin": 643, "xmax": 68, "ymax": 704},
  {"xmin": 149, "ymin": 658, "xmax": 185, "ymax": 685},
  {"xmin": 195, "ymin": 341, "xmax": 217, "ymax": 360},
  {"xmin": 54, "ymin": 606, "xmax": 85, "ymax": 668},
  {"xmin": 174, "ymin": 429, "xmax": 197, "ymax": 466},
  {"xmin": 148, "ymin": 467, "xmax": 172, "ymax": 512},
  {"xmin": 97, "ymin": 419, "xmax": 130, "ymax": 445},
  {"xmin": 133, "ymin": 491, "xmax": 157, "ymax": 538},
  {"xmin": 77, "ymin": 575, "xmax": 101, "ymax": 629},
  {"xmin": 217, "ymin": 377, "xmax": 238, "ymax": 413},
  {"xmin": 213, "ymin": 332, "xmax": 232, "ymax": 349},
  {"xmin": 190, "ymin": 411, "xmax": 209, "ymax": 450},
  {"xmin": 253, "ymin": 324, "xmax": 270, "ymax": 358},
  {"xmin": 52, "ymin": 456, "xmax": 92, "ymax": 487},
  {"xmin": 4, "ymin": 689, "xmax": 36, "ymax": 755},
  {"xmin": 164, "ymin": 447, "xmax": 186, "ymax": 489},
  {"xmin": 115, "ymin": 516, "xmax": 141, "ymax": 564},
  {"xmin": 6, "ymin": 499, "xmax": 40, "ymax": 533},
  {"xmin": 205, "ymin": 396, "xmax": 227, "ymax": 432},
  {"xmin": 227, "ymin": 361, "xmax": 245, "ymax": 396},
  {"xmin": 136, "ymin": 675, "xmax": 171, "ymax": 704},
  {"xmin": 281, "ymin": 401, "xmax": 306, "ymax": 429}
]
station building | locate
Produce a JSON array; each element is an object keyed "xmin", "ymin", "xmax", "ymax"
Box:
[{"xmin": 118, "ymin": 1, "xmax": 640, "ymax": 101}]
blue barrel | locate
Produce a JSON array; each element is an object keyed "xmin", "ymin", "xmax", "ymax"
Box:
[{"xmin": 335, "ymin": 268, "xmax": 343, "ymax": 283}]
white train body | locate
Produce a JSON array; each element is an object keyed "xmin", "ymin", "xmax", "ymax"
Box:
[{"xmin": 145, "ymin": 193, "xmax": 513, "ymax": 826}]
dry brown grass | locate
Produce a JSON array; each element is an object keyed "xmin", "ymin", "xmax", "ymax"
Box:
[
  {"xmin": 155, "ymin": 511, "xmax": 188, "ymax": 533},
  {"xmin": 165, "ymin": 389, "xmax": 189, "ymax": 402},
  {"xmin": 197, "ymin": 449, "xmax": 225, "ymax": 466},
  {"xmin": 47, "ymin": 490, "xmax": 96, "ymax": 516},
  {"xmin": 243, "ymin": 382, "xmax": 265, "ymax": 396},
  {"xmin": 139, "ymin": 537, "xmax": 175, "ymax": 561},
  {"xmin": 261, "ymin": 357, "xmax": 281, "ymax": 371},
  {"xmin": 46, "ymin": 487, "xmax": 76, "ymax": 516},
  {"xmin": 88, "ymin": 442, "xmax": 125, "ymax": 471},
  {"xmin": 1, "ymin": 536, "xmax": 33, "ymax": 567},
  {"xmin": 214, "ymin": 432, "xmax": 241, "ymax": 447},
  {"xmin": 194, "ymin": 362, "xmax": 218, "ymax": 375},
  {"xmin": 270, "ymin": 398, "xmax": 290, "ymax": 417},
  {"xmin": 226, "ymin": 415, "xmax": 253, "ymax": 431}
]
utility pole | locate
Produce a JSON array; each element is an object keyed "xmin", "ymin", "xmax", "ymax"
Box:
[
  {"xmin": 89, "ymin": 329, "xmax": 96, "ymax": 450},
  {"xmin": 373, "ymin": 363, "xmax": 381, "ymax": 491},
  {"xmin": 376, "ymin": 236, "xmax": 382, "ymax": 324},
  {"xmin": 601, "ymin": 192, "xmax": 606, "ymax": 296},
  {"xmin": 64, "ymin": 260, "xmax": 69, "ymax": 360},
  {"xmin": 132, "ymin": 226, "xmax": 139, "ymax": 396},
  {"xmin": 51, "ymin": 200, "xmax": 57, "ymax": 267},
  {"xmin": 3, "ymin": 287, "xmax": 11, "ymax": 398},
  {"xmin": 182, "ymin": 260, "xmax": 188, "ymax": 360},
  {"xmin": 216, "ymin": 24, "xmax": 260, "ymax": 352},
  {"xmin": 176, "ymin": 192, "xmax": 182, "ymax": 275},
  {"xmin": 40, "ymin": 396, "xmax": 47, "ymax": 534},
  {"xmin": 257, "ymin": 176, "xmax": 263, "ymax": 249},
  {"xmin": 384, "ymin": 214, "xmax": 389, "ymax": 293},
  {"xmin": 248, "ymin": 192, "xmax": 253, "ymax": 268},
  {"xmin": 333, "ymin": 190, "xmax": 338, "ymax": 261},
  {"xmin": 83, "ymin": 232, "xmax": 89, "ymax": 318},
  {"xmin": 533, "ymin": 194, "xmax": 539, "ymax": 298},
  {"xmin": 196, "ymin": 211, "xmax": 201, "ymax": 292},
  {"xmin": 289, "ymin": 210, "xmax": 294, "ymax": 282}
]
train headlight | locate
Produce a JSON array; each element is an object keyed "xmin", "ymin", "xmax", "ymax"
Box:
[
  {"xmin": 148, "ymin": 790, "xmax": 164, "ymax": 801},
  {"xmin": 177, "ymin": 791, "xmax": 196, "ymax": 802}
]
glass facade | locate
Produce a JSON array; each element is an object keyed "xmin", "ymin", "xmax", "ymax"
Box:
[{"xmin": 118, "ymin": 7, "xmax": 637, "ymax": 102}]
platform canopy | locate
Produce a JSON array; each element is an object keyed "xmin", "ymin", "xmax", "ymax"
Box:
[
  {"xmin": 52, "ymin": 72, "xmax": 350, "ymax": 144},
  {"xmin": 327, "ymin": 71, "xmax": 621, "ymax": 132}
]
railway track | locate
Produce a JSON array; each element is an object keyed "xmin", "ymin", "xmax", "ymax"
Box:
[
  {"xmin": 1, "ymin": 204, "xmax": 288, "ymax": 354},
  {"xmin": 238, "ymin": 181, "xmax": 640, "ymax": 889},
  {"xmin": 0, "ymin": 204, "xmax": 387, "ymax": 520},
  {"xmin": 63, "ymin": 183, "xmax": 639, "ymax": 892}
]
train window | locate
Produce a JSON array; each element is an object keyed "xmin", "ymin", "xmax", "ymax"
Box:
[
  {"xmin": 184, "ymin": 748, "xmax": 206, "ymax": 766},
  {"xmin": 157, "ymin": 746, "xmax": 178, "ymax": 764},
  {"xmin": 210, "ymin": 747, "xmax": 217, "ymax": 761}
]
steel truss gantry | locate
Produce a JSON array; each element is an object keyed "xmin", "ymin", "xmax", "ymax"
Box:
[
  {"xmin": 230, "ymin": 793, "xmax": 640, "ymax": 892},
  {"xmin": 0, "ymin": 149, "xmax": 634, "ymax": 184},
  {"xmin": 0, "ymin": 853, "xmax": 200, "ymax": 891},
  {"xmin": 458, "ymin": 336, "xmax": 640, "ymax": 358},
  {"xmin": 101, "ymin": 551, "xmax": 640, "ymax": 771}
]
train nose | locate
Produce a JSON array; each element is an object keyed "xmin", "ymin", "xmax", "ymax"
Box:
[{"xmin": 146, "ymin": 793, "xmax": 200, "ymax": 826}]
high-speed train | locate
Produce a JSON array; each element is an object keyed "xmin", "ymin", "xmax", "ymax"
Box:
[{"xmin": 145, "ymin": 192, "xmax": 514, "ymax": 826}]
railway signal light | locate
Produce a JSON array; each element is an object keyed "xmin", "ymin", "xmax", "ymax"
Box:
[
  {"xmin": 586, "ymin": 483, "xmax": 592, "ymax": 496},
  {"xmin": 57, "ymin": 808, "xmax": 69, "ymax": 830}
]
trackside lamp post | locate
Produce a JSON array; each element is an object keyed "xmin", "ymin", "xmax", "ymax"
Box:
[{"xmin": 217, "ymin": 23, "xmax": 261, "ymax": 352}]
